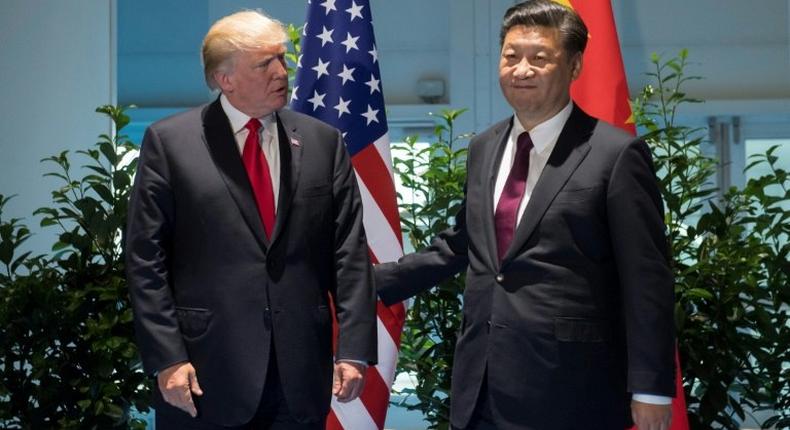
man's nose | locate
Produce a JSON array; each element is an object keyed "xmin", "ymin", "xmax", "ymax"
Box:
[
  {"xmin": 277, "ymin": 63, "xmax": 288, "ymax": 78},
  {"xmin": 514, "ymin": 58, "xmax": 533, "ymax": 78}
]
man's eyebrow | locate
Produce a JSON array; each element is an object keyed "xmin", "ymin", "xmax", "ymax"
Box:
[
  {"xmin": 258, "ymin": 52, "xmax": 285, "ymax": 64},
  {"xmin": 255, "ymin": 56, "xmax": 277, "ymax": 67}
]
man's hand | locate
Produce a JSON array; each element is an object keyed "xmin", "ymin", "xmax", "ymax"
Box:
[
  {"xmin": 632, "ymin": 400, "xmax": 671, "ymax": 430},
  {"xmin": 157, "ymin": 362, "xmax": 203, "ymax": 417},
  {"xmin": 332, "ymin": 361, "xmax": 366, "ymax": 402}
]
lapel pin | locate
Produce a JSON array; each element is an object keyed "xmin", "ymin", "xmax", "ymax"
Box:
[{"xmin": 290, "ymin": 137, "xmax": 301, "ymax": 147}]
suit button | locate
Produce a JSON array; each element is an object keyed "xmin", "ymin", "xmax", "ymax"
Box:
[{"xmin": 495, "ymin": 274, "xmax": 504, "ymax": 283}]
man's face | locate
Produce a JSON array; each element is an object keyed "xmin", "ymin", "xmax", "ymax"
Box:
[
  {"xmin": 218, "ymin": 44, "xmax": 289, "ymax": 118},
  {"xmin": 498, "ymin": 25, "xmax": 581, "ymax": 128}
]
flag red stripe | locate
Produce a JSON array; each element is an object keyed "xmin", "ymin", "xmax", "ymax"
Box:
[
  {"xmin": 671, "ymin": 347, "xmax": 690, "ymax": 429},
  {"xmin": 326, "ymin": 409, "xmax": 343, "ymax": 430},
  {"xmin": 359, "ymin": 366, "xmax": 391, "ymax": 429},
  {"xmin": 377, "ymin": 301, "xmax": 405, "ymax": 349},
  {"xmin": 351, "ymin": 145, "xmax": 403, "ymax": 247}
]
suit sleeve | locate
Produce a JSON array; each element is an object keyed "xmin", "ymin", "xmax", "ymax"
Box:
[
  {"xmin": 330, "ymin": 131, "xmax": 378, "ymax": 364},
  {"xmin": 607, "ymin": 138, "xmax": 676, "ymax": 397},
  {"xmin": 125, "ymin": 126, "xmax": 188, "ymax": 374},
  {"xmin": 374, "ymin": 190, "xmax": 470, "ymax": 307}
]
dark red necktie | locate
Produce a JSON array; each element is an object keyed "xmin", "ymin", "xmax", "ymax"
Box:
[
  {"xmin": 241, "ymin": 118, "xmax": 276, "ymax": 239},
  {"xmin": 494, "ymin": 132, "xmax": 533, "ymax": 261}
]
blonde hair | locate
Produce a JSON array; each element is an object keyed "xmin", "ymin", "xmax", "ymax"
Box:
[{"xmin": 201, "ymin": 10, "xmax": 288, "ymax": 90}]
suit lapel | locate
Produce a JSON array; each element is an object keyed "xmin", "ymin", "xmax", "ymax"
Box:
[
  {"xmin": 501, "ymin": 105, "xmax": 597, "ymax": 264},
  {"xmin": 483, "ymin": 118, "xmax": 514, "ymax": 270},
  {"xmin": 269, "ymin": 111, "xmax": 303, "ymax": 246},
  {"xmin": 201, "ymin": 99, "xmax": 270, "ymax": 251}
]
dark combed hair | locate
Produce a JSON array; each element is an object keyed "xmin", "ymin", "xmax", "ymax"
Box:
[{"xmin": 500, "ymin": 0, "xmax": 588, "ymax": 55}]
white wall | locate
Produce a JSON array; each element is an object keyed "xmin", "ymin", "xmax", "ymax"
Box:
[
  {"xmin": 614, "ymin": 0, "xmax": 790, "ymax": 102},
  {"xmin": 0, "ymin": 0, "xmax": 115, "ymax": 254}
]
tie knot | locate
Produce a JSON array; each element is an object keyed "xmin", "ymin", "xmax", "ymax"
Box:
[
  {"xmin": 517, "ymin": 132, "xmax": 534, "ymax": 152},
  {"xmin": 245, "ymin": 118, "xmax": 262, "ymax": 134}
]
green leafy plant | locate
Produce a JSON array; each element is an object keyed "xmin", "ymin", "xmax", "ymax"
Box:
[
  {"xmin": 0, "ymin": 105, "xmax": 150, "ymax": 429},
  {"xmin": 632, "ymin": 49, "xmax": 790, "ymax": 429},
  {"xmin": 285, "ymin": 23, "xmax": 303, "ymax": 95},
  {"xmin": 389, "ymin": 109, "xmax": 471, "ymax": 430}
]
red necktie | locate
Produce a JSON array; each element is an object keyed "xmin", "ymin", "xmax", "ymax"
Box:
[
  {"xmin": 241, "ymin": 118, "xmax": 276, "ymax": 239},
  {"xmin": 494, "ymin": 132, "xmax": 533, "ymax": 261}
]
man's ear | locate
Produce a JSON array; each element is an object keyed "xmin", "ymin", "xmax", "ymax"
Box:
[
  {"xmin": 214, "ymin": 70, "xmax": 233, "ymax": 94},
  {"xmin": 570, "ymin": 52, "xmax": 583, "ymax": 81}
]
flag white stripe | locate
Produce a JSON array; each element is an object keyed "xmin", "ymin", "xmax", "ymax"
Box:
[
  {"xmin": 375, "ymin": 318, "xmax": 399, "ymax": 390},
  {"xmin": 356, "ymin": 174, "xmax": 403, "ymax": 263},
  {"xmin": 331, "ymin": 397, "xmax": 378, "ymax": 430},
  {"xmin": 373, "ymin": 133, "xmax": 395, "ymax": 178}
]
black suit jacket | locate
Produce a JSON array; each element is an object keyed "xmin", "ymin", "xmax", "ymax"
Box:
[
  {"xmin": 376, "ymin": 105, "xmax": 675, "ymax": 430},
  {"xmin": 125, "ymin": 99, "xmax": 377, "ymax": 426}
]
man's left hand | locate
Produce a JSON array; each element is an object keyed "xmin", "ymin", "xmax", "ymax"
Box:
[
  {"xmin": 632, "ymin": 400, "xmax": 671, "ymax": 430},
  {"xmin": 333, "ymin": 361, "xmax": 366, "ymax": 402}
]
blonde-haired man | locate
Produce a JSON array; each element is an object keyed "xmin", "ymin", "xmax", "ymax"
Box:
[{"xmin": 126, "ymin": 10, "xmax": 377, "ymax": 429}]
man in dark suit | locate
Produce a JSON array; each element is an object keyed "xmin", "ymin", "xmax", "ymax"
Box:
[
  {"xmin": 375, "ymin": 1, "xmax": 675, "ymax": 429},
  {"xmin": 125, "ymin": 10, "xmax": 377, "ymax": 429}
]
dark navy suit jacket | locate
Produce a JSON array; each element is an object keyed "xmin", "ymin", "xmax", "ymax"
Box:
[
  {"xmin": 376, "ymin": 105, "xmax": 675, "ymax": 430},
  {"xmin": 126, "ymin": 99, "xmax": 377, "ymax": 426}
]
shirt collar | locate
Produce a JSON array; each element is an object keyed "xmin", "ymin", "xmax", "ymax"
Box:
[
  {"xmin": 511, "ymin": 100, "xmax": 573, "ymax": 154},
  {"xmin": 220, "ymin": 94, "xmax": 276, "ymax": 135}
]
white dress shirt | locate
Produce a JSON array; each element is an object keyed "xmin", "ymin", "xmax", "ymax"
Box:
[
  {"xmin": 493, "ymin": 101, "xmax": 573, "ymax": 220},
  {"xmin": 220, "ymin": 94, "xmax": 281, "ymax": 212},
  {"xmin": 493, "ymin": 101, "xmax": 671, "ymax": 406}
]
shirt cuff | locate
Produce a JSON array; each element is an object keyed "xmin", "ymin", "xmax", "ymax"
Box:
[
  {"xmin": 336, "ymin": 359, "xmax": 368, "ymax": 368},
  {"xmin": 632, "ymin": 393, "xmax": 672, "ymax": 405}
]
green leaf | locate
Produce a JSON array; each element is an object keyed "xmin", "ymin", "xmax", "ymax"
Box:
[
  {"xmin": 52, "ymin": 241, "xmax": 69, "ymax": 251},
  {"xmin": 92, "ymin": 183, "xmax": 114, "ymax": 204},
  {"xmin": 99, "ymin": 141, "xmax": 118, "ymax": 165},
  {"xmin": 112, "ymin": 171, "xmax": 131, "ymax": 190},
  {"xmin": 103, "ymin": 402, "xmax": 125, "ymax": 419}
]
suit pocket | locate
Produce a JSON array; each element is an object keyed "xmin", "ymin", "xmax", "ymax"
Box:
[
  {"xmin": 552, "ymin": 186, "xmax": 602, "ymax": 204},
  {"xmin": 175, "ymin": 306, "xmax": 213, "ymax": 339},
  {"xmin": 299, "ymin": 183, "xmax": 332, "ymax": 198},
  {"xmin": 554, "ymin": 317, "xmax": 609, "ymax": 342}
]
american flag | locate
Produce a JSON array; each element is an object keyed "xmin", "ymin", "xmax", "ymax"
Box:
[{"xmin": 291, "ymin": 1, "xmax": 406, "ymax": 429}]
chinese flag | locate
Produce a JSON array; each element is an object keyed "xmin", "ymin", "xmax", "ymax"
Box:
[{"xmin": 555, "ymin": 0, "xmax": 691, "ymax": 429}]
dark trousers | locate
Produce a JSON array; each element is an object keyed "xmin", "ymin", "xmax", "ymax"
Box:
[{"xmin": 155, "ymin": 348, "xmax": 323, "ymax": 430}]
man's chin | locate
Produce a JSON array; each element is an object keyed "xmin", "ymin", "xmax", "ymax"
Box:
[{"xmin": 270, "ymin": 99, "xmax": 288, "ymax": 112}]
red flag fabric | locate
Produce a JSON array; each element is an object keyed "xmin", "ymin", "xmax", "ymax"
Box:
[
  {"xmin": 567, "ymin": 0, "xmax": 635, "ymax": 134},
  {"xmin": 562, "ymin": 1, "xmax": 690, "ymax": 429}
]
